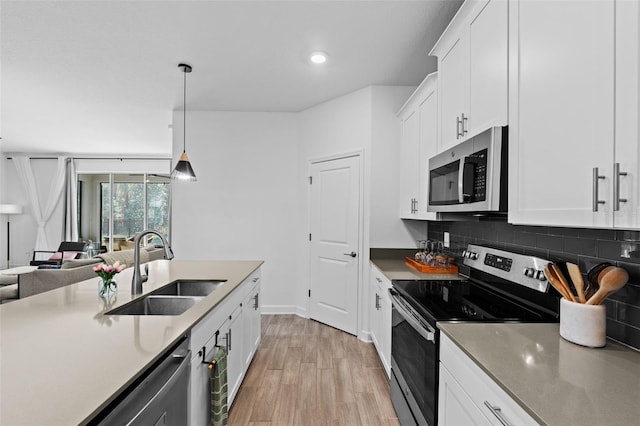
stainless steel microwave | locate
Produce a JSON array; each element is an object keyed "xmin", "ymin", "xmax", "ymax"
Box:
[{"xmin": 427, "ymin": 127, "xmax": 507, "ymax": 213}]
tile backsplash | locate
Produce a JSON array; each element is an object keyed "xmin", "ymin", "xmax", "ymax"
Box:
[{"xmin": 427, "ymin": 218, "xmax": 640, "ymax": 350}]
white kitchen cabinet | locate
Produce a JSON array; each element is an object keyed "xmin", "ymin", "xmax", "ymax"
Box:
[
  {"xmin": 508, "ymin": 0, "xmax": 640, "ymax": 229},
  {"xmin": 226, "ymin": 304, "xmax": 244, "ymax": 403},
  {"xmin": 431, "ymin": 0, "xmax": 508, "ymax": 151},
  {"xmin": 369, "ymin": 263, "xmax": 392, "ymax": 377},
  {"xmin": 243, "ymin": 273, "xmax": 261, "ymax": 370},
  {"xmin": 439, "ymin": 334, "xmax": 537, "ymax": 426},
  {"xmin": 188, "ymin": 267, "xmax": 262, "ymax": 424},
  {"xmin": 397, "ymin": 72, "xmax": 438, "ymax": 220}
]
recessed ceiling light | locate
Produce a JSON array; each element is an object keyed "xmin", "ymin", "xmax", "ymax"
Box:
[{"xmin": 310, "ymin": 51, "xmax": 328, "ymax": 65}]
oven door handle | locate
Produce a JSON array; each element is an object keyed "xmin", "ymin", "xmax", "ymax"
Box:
[{"xmin": 389, "ymin": 291, "xmax": 436, "ymax": 344}]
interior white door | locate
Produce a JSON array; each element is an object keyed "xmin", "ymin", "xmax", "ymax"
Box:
[{"xmin": 309, "ymin": 155, "xmax": 361, "ymax": 335}]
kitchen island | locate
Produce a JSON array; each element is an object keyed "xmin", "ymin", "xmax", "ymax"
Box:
[
  {"xmin": 0, "ymin": 259, "xmax": 262, "ymax": 425},
  {"xmin": 438, "ymin": 322, "xmax": 640, "ymax": 426}
]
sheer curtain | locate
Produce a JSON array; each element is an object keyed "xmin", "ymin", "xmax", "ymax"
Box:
[
  {"xmin": 64, "ymin": 158, "xmax": 78, "ymax": 241},
  {"xmin": 12, "ymin": 156, "xmax": 68, "ymax": 251}
]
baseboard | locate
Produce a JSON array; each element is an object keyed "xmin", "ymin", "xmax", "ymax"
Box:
[{"xmin": 261, "ymin": 305, "xmax": 308, "ymax": 318}]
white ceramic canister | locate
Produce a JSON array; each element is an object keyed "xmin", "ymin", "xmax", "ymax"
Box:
[{"xmin": 559, "ymin": 298, "xmax": 606, "ymax": 348}]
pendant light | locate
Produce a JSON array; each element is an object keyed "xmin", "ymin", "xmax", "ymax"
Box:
[{"xmin": 171, "ymin": 63, "xmax": 197, "ymax": 181}]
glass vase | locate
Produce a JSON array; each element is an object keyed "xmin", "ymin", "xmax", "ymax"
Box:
[{"xmin": 98, "ymin": 278, "xmax": 117, "ymax": 296}]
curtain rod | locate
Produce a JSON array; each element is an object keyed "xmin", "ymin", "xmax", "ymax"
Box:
[{"xmin": 5, "ymin": 156, "xmax": 171, "ymax": 161}]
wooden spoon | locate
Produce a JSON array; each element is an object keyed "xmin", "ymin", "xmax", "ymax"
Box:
[
  {"xmin": 544, "ymin": 265, "xmax": 574, "ymax": 301},
  {"xmin": 566, "ymin": 263, "xmax": 586, "ymax": 303},
  {"xmin": 586, "ymin": 267, "xmax": 629, "ymax": 305},
  {"xmin": 550, "ymin": 263, "xmax": 577, "ymax": 302}
]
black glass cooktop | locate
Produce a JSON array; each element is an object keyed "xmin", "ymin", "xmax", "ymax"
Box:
[{"xmin": 392, "ymin": 278, "xmax": 559, "ymax": 326}]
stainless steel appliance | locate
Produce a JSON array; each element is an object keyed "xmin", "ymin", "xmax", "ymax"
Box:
[
  {"xmin": 427, "ymin": 127, "xmax": 507, "ymax": 213},
  {"xmin": 389, "ymin": 244, "xmax": 560, "ymax": 426},
  {"xmin": 94, "ymin": 337, "xmax": 190, "ymax": 425}
]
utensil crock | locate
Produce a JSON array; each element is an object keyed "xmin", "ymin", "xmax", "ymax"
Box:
[{"xmin": 560, "ymin": 298, "xmax": 606, "ymax": 348}]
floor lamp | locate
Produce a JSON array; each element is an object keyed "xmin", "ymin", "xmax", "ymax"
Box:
[{"xmin": 0, "ymin": 204, "xmax": 23, "ymax": 269}]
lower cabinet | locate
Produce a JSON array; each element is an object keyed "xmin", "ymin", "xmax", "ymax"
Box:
[
  {"xmin": 188, "ymin": 267, "xmax": 262, "ymax": 425},
  {"xmin": 369, "ymin": 263, "xmax": 392, "ymax": 377},
  {"xmin": 438, "ymin": 334, "xmax": 537, "ymax": 426}
]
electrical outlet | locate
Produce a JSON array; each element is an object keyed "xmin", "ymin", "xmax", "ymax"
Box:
[{"xmin": 444, "ymin": 232, "xmax": 450, "ymax": 248}]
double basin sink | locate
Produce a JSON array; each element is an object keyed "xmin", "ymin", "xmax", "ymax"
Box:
[{"xmin": 106, "ymin": 280, "xmax": 226, "ymax": 316}]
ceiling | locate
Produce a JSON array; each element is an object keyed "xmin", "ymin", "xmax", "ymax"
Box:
[{"xmin": 0, "ymin": 0, "xmax": 463, "ymax": 156}]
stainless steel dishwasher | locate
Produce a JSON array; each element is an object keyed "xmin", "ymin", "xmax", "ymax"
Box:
[{"xmin": 94, "ymin": 337, "xmax": 190, "ymax": 425}]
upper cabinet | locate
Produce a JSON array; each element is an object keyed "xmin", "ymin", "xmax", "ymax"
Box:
[
  {"xmin": 508, "ymin": 0, "xmax": 640, "ymax": 229},
  {"xmin": 397, "ymin": 73, "xmax": 439, "ymax": 220},
  {"xmin": 430, "ymin": 0, "xmax": 508, "ymax": 152}
]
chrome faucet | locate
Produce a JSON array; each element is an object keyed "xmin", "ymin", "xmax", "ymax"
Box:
[{"xmin": 131, "ymin": 229, "xmax": 175, "ymax": 295}]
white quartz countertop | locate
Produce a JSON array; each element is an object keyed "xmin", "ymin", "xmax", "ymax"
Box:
[
  {"xmin": 438, "ymin": 322, "xmax": 640, "ymax": 426},
  {"xmin": 0, "ymin": 259, "xmax": 262, "ymax": 426}
]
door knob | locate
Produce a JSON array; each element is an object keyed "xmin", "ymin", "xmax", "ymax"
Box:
[{"xmin": 343, "ymin": 251, "xmax": 357, "ymax": 258}]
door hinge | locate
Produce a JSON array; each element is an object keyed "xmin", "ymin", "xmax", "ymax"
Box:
[
  {"xmin": 308, "ymin": 289, "xmax": 311, "ymax": 297},
  {"xmin": 309, "ymin": 233, "xmax": 312, "ymax": 241},
  {"xmin": 308, "ymin": 176, "xmax": 313, "ymax": 184}
]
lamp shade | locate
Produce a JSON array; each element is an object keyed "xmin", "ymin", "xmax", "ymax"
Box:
[{"xmin": 0, "ymin": 204, "xmax": 23, "ymax": 215}]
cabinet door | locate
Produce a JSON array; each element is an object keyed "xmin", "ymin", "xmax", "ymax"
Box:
[
  {"xmin": 418, "ymin": 84, "xmax": 438, "ymax": 214},
  {"xmin": 189, "ymin": 317, "xmax": 230, "ymax": 426},
  {"xmin": 438, "ymin": 364, "xmax": 490, "ymax": 426},
  {"xmin": 378, "ymin": 286, "xmax": 392, "ymax": 378},
  {"xmin": 468, "ymin": 0, "xmax": 508, "ymax": 134},
  {"xmin": 227, "ymin": 305, "xmax": 244, "ymax": 405},
  {"xmin": 508, "ymin": 0, "xmax": 615, "ymax": 228},
  {"xmin": 399, "ymin": 110, "xmax": 420, "ymax": 218},
  {"xmin": 243, "ymin": 279, "xmax": 261, "ymax": 370},
  {"xmin": 439, "ymin": 35, "xmax": 467, "ymax": 150},
  {"xmin": 614, "ymin": 0, "xmax": 640, "ymax": 229}
]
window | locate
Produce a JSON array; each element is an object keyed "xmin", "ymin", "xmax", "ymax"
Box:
[{"xmin": 78, "ymin": 173, "xmax": 170, "ymax": 251}]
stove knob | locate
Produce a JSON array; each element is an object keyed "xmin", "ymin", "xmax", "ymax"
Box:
[
  {"xmin": 470, "ymin": 252, "xmax": 478, "ymax": 260},
  {"xmin": 523, "ymin": 267, "xmax": 535, "ymax": 278},
  {"xmin": 536, "ymin": 270, "xmax": 547, "ymax": 281}
]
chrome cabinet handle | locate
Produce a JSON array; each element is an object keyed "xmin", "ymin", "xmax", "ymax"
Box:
[
  {"xmin": 253, "ymin": 292, "xmax": 259, "ymax": 310},
  {"xmin": 375, "ymin": 293, "xmax": 380, "ymax": 310},
  {"xmin": 227, "ymin": 329, "xmax": 232, "ymax": 352},
  {"xmin": 461, "ymin": 112, "xmax": 468, "ymax": 135},
  {"xmin": 614, "ymin": 162, "xmax": 628, "ymax": 211},
  {"xmin": 343, "ymin": 251, "xmax": 357, "ymax": 258},
  {"xmin": 484, "ymin": 401, "xmax": 513, "ymax": 426},
  {"xmin": 456, "ymin": 116, "xmax": 462, "ymax": 139},
  {"xmin": 592, "ymin": 167, "xmax": 606, "ymax": 212}
]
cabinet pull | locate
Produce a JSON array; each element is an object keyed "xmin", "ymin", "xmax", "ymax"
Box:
[
  {"xmin": 461, "ymin": 113, "xmax": 468, "ymax": 135},
  {"xmin": 614, "ymin": 162, "xmax": 628, "ymax": 211},
  {"xmin": 456, "ymin": 116, "xmax": 462, "ymax": 139},
  {"xmin": 483, "ymin": 401, "xmax": 513, "ymax": 426},
  {"xmin": 592, "ymin": 167, "xmax": 606, "ymax": 212},
  {"xmin": 375, "ymin": 277, "xmax": 382, "ymax": 283},
  {"xmin": 253, "ymin": 293, "xmax": 259, "ymax": 310},
  {"xmin": 375, "ymin": 293, "xmax": 380, "ymax": 310},
  {"xmin": 227, "ymin": 330, "xmax": 232, "ymax": 352}
]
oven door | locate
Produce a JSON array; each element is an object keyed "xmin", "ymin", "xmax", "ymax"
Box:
[{"xmin": 389, "ymin": 289, "xmax": 439, "ymax": 426}]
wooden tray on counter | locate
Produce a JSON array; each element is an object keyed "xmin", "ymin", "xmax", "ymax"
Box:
[{"xmin": 405, "ymin": 257, "xmax": 459, "ymax": 274}]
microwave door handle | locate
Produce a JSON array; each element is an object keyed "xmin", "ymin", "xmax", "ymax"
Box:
[{"xmin": 458, "ymin": 158, "xmax": 465, "ymax": 203}]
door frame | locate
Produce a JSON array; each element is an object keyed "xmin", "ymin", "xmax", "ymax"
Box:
[{"xmin": 307, "ymin": 150, "xmax": 365, "ymax": 337}]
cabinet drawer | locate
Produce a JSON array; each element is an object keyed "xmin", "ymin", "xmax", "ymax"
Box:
[
  {"xmin": 439, "ymin": 334, "xmax": 538, "ymax": 426},
  {"xmin": 370, "ymin": 264, "xmax": 391, "ymax": 290}
]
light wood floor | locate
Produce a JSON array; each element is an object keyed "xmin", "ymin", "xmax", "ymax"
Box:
[{"xmin": 229, "ymin": 314, "xmax": 400, "ymax": 426}]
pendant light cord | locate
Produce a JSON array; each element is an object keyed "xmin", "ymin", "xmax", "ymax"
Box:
[{"xmin": 183, "ymin": 67, "xmax": 187, "ymax": 153}]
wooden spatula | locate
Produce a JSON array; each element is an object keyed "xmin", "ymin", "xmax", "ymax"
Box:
[{"xmin": 566, "ymin": 263, "xmax": 586, "ymax": 303}]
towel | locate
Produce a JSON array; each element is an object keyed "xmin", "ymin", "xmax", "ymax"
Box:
[{"xmin": 210, "ymin": 346, "xmax": 228, "ymax": 426}]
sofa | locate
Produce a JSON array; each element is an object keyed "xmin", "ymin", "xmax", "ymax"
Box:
[{"xmin": 17, "ymin": 247, "xmax": 167, "ymax": 298}]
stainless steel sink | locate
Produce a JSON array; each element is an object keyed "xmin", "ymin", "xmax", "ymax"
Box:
[
  {"xmin": 151, "ymin": 280, "xmax": 226, "ymax": 297},
  {"xmin": 107, "ymin": 295, "xmax": 204, "ymax": 316}
]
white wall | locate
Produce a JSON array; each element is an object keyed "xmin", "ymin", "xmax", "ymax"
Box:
[{"xmin": 170, "ymin": 111, "xmax": 300, "ymax": 312}]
